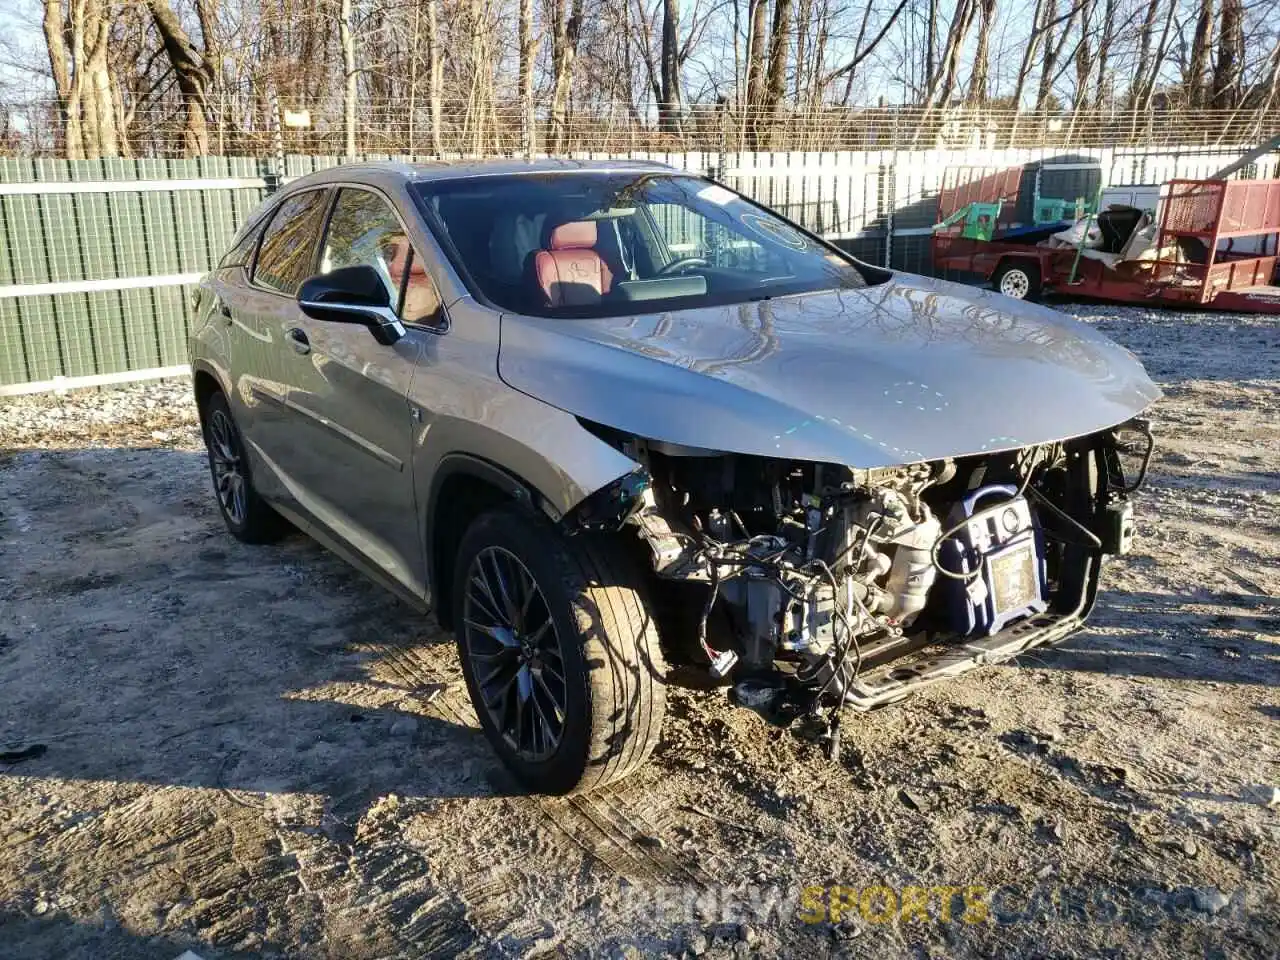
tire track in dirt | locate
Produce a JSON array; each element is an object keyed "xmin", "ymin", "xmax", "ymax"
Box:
[{"xmin": 373, "ymin": 638, "xmax": 719, "ymax": 891}]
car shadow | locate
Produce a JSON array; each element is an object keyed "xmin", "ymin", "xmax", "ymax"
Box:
[
  {"xmin": 1006, "ymin": 586, "xmax": 1278, "ymax": 687},
  {"xmin": 0, "ymin": 446, "xmax": 516, "ymax": 808},
  {"xmin": 0, "ymin": 906, "xmax": 267, "ymax": 960}
]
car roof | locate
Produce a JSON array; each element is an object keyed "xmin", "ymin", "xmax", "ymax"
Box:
[{"xmin": 281, "ymin": 158, "xmax": 687, "ymax": 193}]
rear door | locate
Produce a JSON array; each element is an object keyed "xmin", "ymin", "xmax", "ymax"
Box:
[{"xmin": 274, "ymin": 185, "xmax": 438, "ymax": 596}]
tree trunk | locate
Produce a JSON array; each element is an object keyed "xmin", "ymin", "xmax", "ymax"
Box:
[
  {"xmin": 1133, "ymin": 0, "xmax": 1177, "ymax": 115},
  {"xmin": 43, "ymin": 0, "xmax": 82, "ymax": 158},
  {"xmin": 408, "ymin": 1, "xmax": 420, "ymax": 152},
  {"xmin": 85, "ymin": 0, "xmax": 117, "ymax": 157},
  {"xmin": 1035, "ymin": 0, "xmax": 1062, "ymax": 111},
  {"xmin": 745, "ymin": 0, "xmax": 769, "ymax": 111},
  {"xmin": 793, "ymin": 0, "xmax": 812, "ymax": 103},
  {"xmin": 549, "ymin": 0, "xmax": 583, "ymax": 152},
  {"xmin": 659, "ymin": 0, "xmax": 681, "ymax": 132},
  {"xmin": 930, "ymin": 0, "xmax": 975, "ymax": 108},
  {"xmin": 761, "ymin": 0, "xmax": 792, "ymax": 142},
  {"xmin": 1092, "ymin": 0, "xmax": 1117, "ymax": 111},
  {"xmin": 339, "ymin": 0, "xmax": 357, "ymax": 157},
  {"xmin": 427, "ymin": 0, "xmax": 442, "ymax": 155},
  {"xmin": 1010, "ymin": 0, "xmax": 1048, "ymax": 114},
  {"xmin": 808, "ymin": 0, "xmax": 830, "ymax": 109},
  {"xmin": 925, "ymin": 0, "xmax": 938, "ymax": 96},
  {"xmin": 519, "ymin": 0, "xmax": 535, "ymax": 154},
  {"xmin": 1212, "ymin": 0, "xmax": 1244, "ymax": 110},
  {"xmin": 148, "ymin": 0, "xmax": 212, "ymax": 156},
  {"xmin": 1187, "ymin": 0, "xmax": 1215, "ymax": 110},
  {"xmin": 44, "ymin": 0, "xmax": 123, "ymax": 158},
  {"xmin": 1073, "ymin": 0, "xmax": 1095, "ymax": 113},
  {"xmin": 967, "ymin": 0, "xmax": 996, "ymax": 105}
]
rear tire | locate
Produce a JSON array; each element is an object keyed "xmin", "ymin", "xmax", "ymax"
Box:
[
  {"xmin": 452, "ymin": 505, "xmax": 667, "ymax": 794},
  {"xmin": 201, "ymin": 390, "xmax": 287, "ymax": 544},
  {"xmin": 993, "ymin": 261, "xmax": 1042, "ymax": 301}
]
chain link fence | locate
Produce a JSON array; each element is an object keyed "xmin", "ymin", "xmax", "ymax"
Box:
[{"xmin": 5, "ymin": 96, "xmax": 1280, "ymax": 159}]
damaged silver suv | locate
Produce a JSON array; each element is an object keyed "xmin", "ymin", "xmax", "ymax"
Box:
[{"xmin": 190, "ymin": 160, "xmax": 1159, "ymax": 794}]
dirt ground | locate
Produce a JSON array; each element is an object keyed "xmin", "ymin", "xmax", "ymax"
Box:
[{"xmin": 0, "ymin": 304, "xmax": 1277, "ymax": 959}]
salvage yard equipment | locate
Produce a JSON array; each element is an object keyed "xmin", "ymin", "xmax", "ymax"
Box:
[{"xmin": 933, "ymin": 164, "xmax": 1280, "ymax": 314}]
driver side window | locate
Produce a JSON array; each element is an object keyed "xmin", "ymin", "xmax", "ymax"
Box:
[{"xmin": 320, "ymin": 188, "xmax": 443, "ymax": 323}]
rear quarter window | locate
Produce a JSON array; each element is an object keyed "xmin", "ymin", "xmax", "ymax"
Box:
[{"xmin": 219, "ymin": 206, "xmax": 274, "ymax": 270}]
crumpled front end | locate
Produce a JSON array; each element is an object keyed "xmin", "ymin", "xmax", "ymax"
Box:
[{"xmin": 567, "ymin": 416, "xmax": 1154, "ymax": 715}]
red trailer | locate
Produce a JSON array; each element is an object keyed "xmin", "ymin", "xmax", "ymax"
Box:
[{"xmin": 932, "ymin": 167, "xmax": 1280, "ymax": 313}]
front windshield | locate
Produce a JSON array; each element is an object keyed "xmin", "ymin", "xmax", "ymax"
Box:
[{"xmin": 412, "ymin": 172, "xmax": 868, "ymax": 318}]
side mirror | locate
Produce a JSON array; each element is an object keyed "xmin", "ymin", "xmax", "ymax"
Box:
[{"xmin": 297, "ymin": 265, "xmax": 405, "ymax": 345}]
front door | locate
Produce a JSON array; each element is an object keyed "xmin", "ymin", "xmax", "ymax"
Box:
[{"xmin": 273, "ymin": 186, "xmax": 433, "ymax": 597}]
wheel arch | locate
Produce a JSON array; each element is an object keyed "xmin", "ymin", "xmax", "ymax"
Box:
[
  {"xmin": 425, "ymin": 453, "xmax": 548, "ymax": 629},
  {"xmin": 993, "ymin": 254, "xmax": 1042, "ymax": 277},
  {"xmin": 191, "ymin": 362, "xmax": 231, "ymax": 429}
]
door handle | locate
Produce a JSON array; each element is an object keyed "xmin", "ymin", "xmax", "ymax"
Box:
[{"xmin": 286, "ymin": 327, "xmax": 311, "ymax": 355}]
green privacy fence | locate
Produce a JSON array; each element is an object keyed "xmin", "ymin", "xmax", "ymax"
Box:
[{"xmin": 0, "ymin": 157, "xmax": 271, "ymax": 392}]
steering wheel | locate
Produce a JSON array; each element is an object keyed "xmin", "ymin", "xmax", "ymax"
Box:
[{"xmin": 655, "ymin": 256, "xmax": 710, "ymax": 277}]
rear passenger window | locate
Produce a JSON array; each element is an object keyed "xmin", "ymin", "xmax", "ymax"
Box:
[
  {"xmin": 253, "ymin": 190, "xmax": 329, "ymax": 295},
  {"xmin": 320, "ymin": 187, "xmax": 443, "ymax": 323}
]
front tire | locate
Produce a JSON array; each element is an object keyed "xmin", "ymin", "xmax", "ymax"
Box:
[
  {"xmin": 994, "ymin": 261, "xmax": 1042, "ymax": 301},
  {"xmin": 452, "ymin": 505, "xmax": 667, "ymax": 794},
  {"xmin": 201, "ymin": 390, "xmax": 287, "ymax": 544}
]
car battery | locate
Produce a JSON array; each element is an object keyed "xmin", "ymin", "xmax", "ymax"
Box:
[{"xmin": 942, "ymin": 484, "xmax": 1048, "ymax": 636}]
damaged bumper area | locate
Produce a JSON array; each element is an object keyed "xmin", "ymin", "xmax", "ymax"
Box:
[{"xmin": 566, "ymin": 418, "xmax": 1153, "ymax": 712}]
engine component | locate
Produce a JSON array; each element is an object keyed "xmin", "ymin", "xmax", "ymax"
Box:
[
  {"xmin": 1102, "ymin": 499, "xmax": 1135, "ymax": 555},
  {"xmin": 858, "ymin": 488, "xmax": 941, "ymax": 626},
  {"xmin": 941, "ymin": 484, "xmax": 1047, "ymax": 636}
]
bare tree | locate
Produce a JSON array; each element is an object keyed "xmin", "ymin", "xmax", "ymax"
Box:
[
  {"xmin": 519, "ymin": 0, "xmax": 536, "ymax": 153},
  {"xmin": 549, "ymin": 0, "xmax": 584, "ymax": 151},
  {"xmin": 1212, "ymin": 0, "xmax": 1244, "ymax": 109},
  {"xmin": 1091, "ymin": 0, "xmax": 1118, "ymax": 111},
  {"xmin": 925, "ymin": 0, "xmax": 976, "ymax": 107},
  {"xmin": 1035, "ymin": 0, "xmax": 1079, "ymax": 111},
  {"xmin": 967, "ymin": 0, "xmax": 998, "ymax": 105},
  {"xmin": 1186, "ymin": 0, "xmax": 1215, "ymax": 109},
  {"xmin": 762, "ymin": 0, "xmax": 793, "ymax": 132},
  {"xmin": 339, "ymin": 0, "xmax": 357, "ymax": 156},
  {"xmin": 660, "ymin": 0, "xmax": 682, "ymax": 131},
  {"xmin": 824, "ymin": 0, "xmax": 909, "ymax": 104},
  {"xmin": 744, "ymin": 0, "xmax": 768, "ymax": 109},
  {"xmin": 1131, "ymin": 0, "xmax": 1178, "ymax": 112},
  {"xmin": 43, "ymin": 0, "xmax": 120, "ymax": 158},
  {"xmin": 148, "ymin": 0, "xmax": 215, "ymax": 156}
]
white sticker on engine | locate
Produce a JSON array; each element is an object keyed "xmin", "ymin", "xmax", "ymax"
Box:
[{"xmin": 697, "ymin": 184, "xmax": 736, "ymax": 206}]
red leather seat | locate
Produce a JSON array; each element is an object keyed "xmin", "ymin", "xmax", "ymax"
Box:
[{"xmin": 534, "ymin": 221, "xmax": 613, "ymax": 306}]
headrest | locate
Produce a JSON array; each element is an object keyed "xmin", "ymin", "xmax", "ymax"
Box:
[{"xmin": 548, "ymin": 220, "xmax": 597, "ymax": 251}]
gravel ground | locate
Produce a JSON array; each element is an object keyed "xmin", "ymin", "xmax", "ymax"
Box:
[{"xmin": 0, "ymin": 305, "xmax": 1277, "ymax": 959}]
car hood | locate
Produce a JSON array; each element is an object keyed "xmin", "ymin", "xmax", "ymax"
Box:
[{"xmin": 497, "ymin": 274, "xmax": 1161, "ymax": 467}]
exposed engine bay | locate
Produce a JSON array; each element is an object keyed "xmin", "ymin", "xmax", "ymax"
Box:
[{"xmin": 572, "ymin": 419, "xmax": 1152, "ymax": 736}]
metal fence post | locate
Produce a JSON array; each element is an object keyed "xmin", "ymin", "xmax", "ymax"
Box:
[
  {"xmin": 266, "ymin": 81, "xmax": 286, "ymax": 192},
  {"xmin": 886, "ymin": 110, "xmax": 898, "ymax": 269}
]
